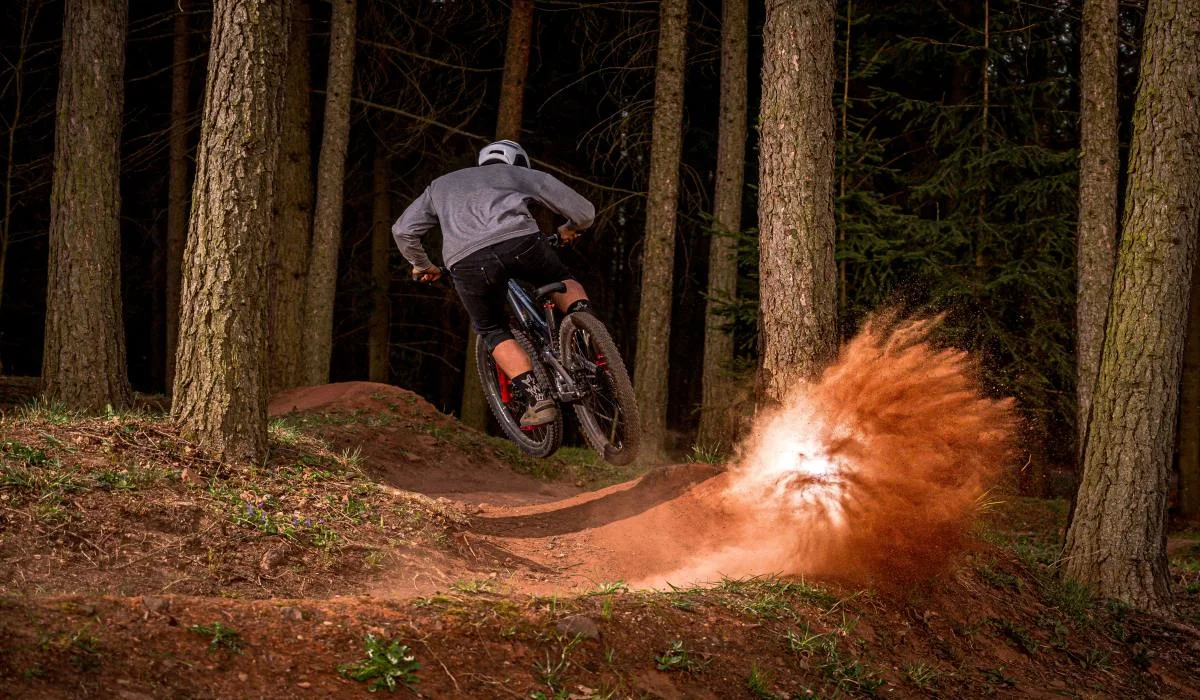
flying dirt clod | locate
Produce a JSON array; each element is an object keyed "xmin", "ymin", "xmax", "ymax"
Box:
[{"xmin": 641, "ymin": 315, "xmax": 1019, "ymax": 589}]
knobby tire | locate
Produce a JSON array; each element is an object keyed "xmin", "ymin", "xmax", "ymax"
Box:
[
  {"xmin": 475, "ymin": 328, "xmax": 562, "ymax": 458},
  {"xmin": 559, "ymin": 311, "xmax": 641, "ymax": 466}
]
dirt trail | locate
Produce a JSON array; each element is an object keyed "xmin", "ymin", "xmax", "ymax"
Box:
[{"xmin": 269, "ymin": 382, "xmax": 766, "ymax": 595}]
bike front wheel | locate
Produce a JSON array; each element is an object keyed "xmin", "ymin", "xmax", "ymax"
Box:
[
  {"xmin": 559, "ymin": 311, "xmax": 641, "ymax": 466},
  {"xmin": 475, "ymin": 328, "xmax": 562, "ymax": 458}
]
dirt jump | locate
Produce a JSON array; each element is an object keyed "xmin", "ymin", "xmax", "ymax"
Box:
[{"xmin": 263, "ymin": 317, "xmax": 1016, "ymax": 596}]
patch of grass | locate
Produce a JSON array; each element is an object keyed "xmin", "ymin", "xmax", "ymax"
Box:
[
  {"xmin": 819, "ymin": 639, "xmax": 885, "ymax": 694},
  {"xmin": 451, "ymin": 579, "xmax": 495, "ymax": 595},
  {"xmin": 904, "ymin": 662, "xmax": 939, "ymax": 689},
  {"xmin": 534, "ymin": 635, "xmax": 583, "ymax": 698},
  {"xmin": 687, "ymin": 443, "xmax": 726, "ymax": 464},
  {"xmin": 188, "ymin": 622, "xmax": 243, "ymax": 653},
  {"xmin": 746, "ymin": 664, "xmax": 776, "ymax": 699},
  {"xmin": 586, "ymin": 580, "xmax": 628, "ymax": 596},
  {"xmin": 16, "ymin": 398, "xmax": 79, "ymax": 424},
  {"xmin": 1, "ymin": 439, "xmax": 52, "ymax": 465},
  {"xmin": 94, "ymin": 466, "xmax": 167, "ymax": 491},
  {"xmin": 786, "ymin": 625, "xmax": 829, "ymax": 658},
  {"xmin": 338, "ymin": 634, "xmax": 420, "ymax": 693},
  {"xmin": 991, "ymin": 618, "xmax": 1041, "ymax": 655},
  {"xmin": 976, "ymin": 564, "xmax": 1022, "ymax": 592},
  {"xmin": 655, "ymin": 640, "xmax": 707, "ymax": 673},
  {"xmin": 1043, "ymin": 578, "xmax": 1092, "ymax": 622}
]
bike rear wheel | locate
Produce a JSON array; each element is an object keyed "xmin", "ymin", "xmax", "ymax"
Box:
[
  {"xmin": 559, "ymin": 311, "xmax": 641, "ymax": 465},
  {"xmin": 475, "ymin": 328, "xmax": 562, "ymax": 458}
]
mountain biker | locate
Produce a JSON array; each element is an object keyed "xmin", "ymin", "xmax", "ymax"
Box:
[{"xmin": 392, "ymin": 139, "xmax": 596, "ymax": 428}]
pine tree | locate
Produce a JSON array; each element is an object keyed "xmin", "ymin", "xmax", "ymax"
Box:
[
  {"xmin": 1076, "ymin": 0, "xmax": 1120, "ymax": 458},
  {"xmin": 758, "ymin": 0, "xmax": 838, "ymax": 402},
  {"xmin": 1063, "ymin": 0, "xmax": 1200, "ymax": 610},
  {"xmin": 172, "ymin": 0, "xmax": 290, "ymax": 463},
  {"xmin": 302, "ymin": 0, "xmax": 356, "ymax": 385},
  {"xmin": 166, "ymin": 0, "xmax": 191, "ymax": 389},
  {"xmin": 369, "ymin": 146, "xmax": 391, "ymax": 383},
  {"xmin": 633, "ymin": 0, "xmax": 687, "ymax": 457},
  {"xmin": 698, "ymin": 0, "xmax": 748, "ymax": 447},
  {"xmin": 460, "ymin": 0, "xmax": 535, "ymax": 429},
  {"xmin": 41, "ymin": 0, "xmax": 132, "ymax": 410},
  {"xmin": 270, "ymin": 0, "xmax": 314, "ymax": 393}
]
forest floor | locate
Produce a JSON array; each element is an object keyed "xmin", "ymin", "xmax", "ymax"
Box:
[{"xmin": 0, "ymin": 380, "xmax": 1198, "ymax": 698}]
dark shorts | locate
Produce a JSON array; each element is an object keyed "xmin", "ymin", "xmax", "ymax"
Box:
[{"xmin": 449, "ymin": 234, "xmax": 573, "ymax": 350}]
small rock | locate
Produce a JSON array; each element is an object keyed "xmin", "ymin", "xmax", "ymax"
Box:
[
  {"xmin": 280, "ymin": 606, "xmax": 304, "ymax": 621},
  {"xmin": 555, "ymin": 615, "xmax": 601, "ymax": 641},
  {"xmin": 141, "ymin": 596, "xmax": 171, "ymax": 614},
  {"xmin": 237, "ymin": 672, "xmax": 248, "ymax": 682},
  {"xmin": 297, "ymin": 682, "xmax": 312, "ymax": 689},
  {"xmin": 260, "ymin": 546, "xmax": 290, "ymax": 572}
]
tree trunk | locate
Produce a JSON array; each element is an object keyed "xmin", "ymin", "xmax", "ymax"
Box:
[
  {"xmin": 697, "ymin": 0, "xmax": 747, "ymax": 447},
  {"xmin": 460, "ymin": 0, "xmax": 536, "ymax": 429},
  {"xmin": 270, "ymin": 0, "xmax": 313, "ymax": 393},
  {"xmin": 1063, "ymin": 0, "xmax": 1200, "ymax": 611},
  {"xmin": 301, "ymin": 0, "xmax": 356, "ymax": 386},
  {"xmin": 369, "ymin": 147, "xmax": 391, "ymax": 384},
  {"xmin": 172, "ymin": 0, "xmax": 290, "ymax": 463},
  {"xmin": 497, "ymin": 0, "xmax": 533, "ymax": 142},
  {"xmin": 1076, "ymin": 0, "xmax": 1120, "ymax": 461},
  {"xmin": 1180, "ymin": 242, "xmax": 1200, "ymax": 519},
  {"xmin": 166, "ymin": 0, "xmax": 191, "ymax": 390},
  {"xmin": 757, "ymin": 0, "xmax": 838, "ymax": 404},
  {"xmin": 633, "ymin": 0, "xmax": 688, "ymax": 459},
  {"xmin": 42, "ymin": 0, "xmax": 132, "ymax": 410}
]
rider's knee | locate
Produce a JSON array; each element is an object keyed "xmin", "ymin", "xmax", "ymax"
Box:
[{"xmin": 481, "ymin": 327, "xmax": 514, "ymax": 352}]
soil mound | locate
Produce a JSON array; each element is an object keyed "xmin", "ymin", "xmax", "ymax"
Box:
[
  {"xmin": 269, "ymin": 381, "xmax": 576, "ymax": 506},
  {"xmin": 268, "ymin": 381, "xmax": 440, "ymax": 417}
]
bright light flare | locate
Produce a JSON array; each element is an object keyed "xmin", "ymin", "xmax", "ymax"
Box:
[{"xmin": 727, "ymin": 394, "xmax": 852, "ymax": 530}]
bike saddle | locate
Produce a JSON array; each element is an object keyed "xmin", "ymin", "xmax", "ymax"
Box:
[{"xmin": 534, "ymin": 282, "xmax": 567, "ymax": 300}]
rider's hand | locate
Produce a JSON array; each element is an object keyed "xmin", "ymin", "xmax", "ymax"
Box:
[
  {"xmin": 558, "ymin": 224, "xmax": 581, "ymax": 245},
  {"xmin": 412, "ymin": 266, "xmax": 442, "ymax": 283}
]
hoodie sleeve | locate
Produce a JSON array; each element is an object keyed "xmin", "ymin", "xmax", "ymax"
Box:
[
  {"xmin": 392, "ymin": 188, "xmax": 438, "ymax": 271},
  {"xmin": 526, "ymin": 170, "xmax": 596, "ymax": 231}
]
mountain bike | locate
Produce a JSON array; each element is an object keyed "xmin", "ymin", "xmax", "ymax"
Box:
[{"xmin": 474, "ymin": 273, "xmax": 640, "ymax": 466}]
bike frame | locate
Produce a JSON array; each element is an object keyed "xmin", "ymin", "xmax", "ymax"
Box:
[{"xmin": 504, "ymin": 279, "xmax": 590, "ymax": 403}]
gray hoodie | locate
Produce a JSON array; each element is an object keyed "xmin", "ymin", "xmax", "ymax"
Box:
[{"xmin": 392, "ymin": 165, "xmax": 595, "ymax": 270}]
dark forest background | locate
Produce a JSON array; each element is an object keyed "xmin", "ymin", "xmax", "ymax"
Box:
[{"xmin": 0, "ymin": 1, "xmax": 1146, "ymax": 472}]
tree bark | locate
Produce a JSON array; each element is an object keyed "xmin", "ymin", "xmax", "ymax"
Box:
[
  {"xmin": 368, "ymin": 146, "xmax": 391, "ymax": 384},
  {"xmin": 460, "ymin": 0, "xmax": 536, "ymax": 429},
  {"xmin": 1063, "ymin": 0, "xmax": 1200, "ymax": 611},
  {"xmin": 166, "ymin": 0, "xmax": 192, "ymax": 390},
  {"xmin": 301, "ymin": 0, "xmax": 356, "ymax": 386},
  {"xmin": 633, "ymin": 0, "xmax": 688, "ymax": 459},
  {"xmin": 697, "ymin": 0, "xmax": 747, "ymax": 447},
  {"xmin": 270, "ymin": 0, "xmax": 313, "ymax": 393},
  {"xmin": 757, "ymin": 0, "xmax": 838, "ymax": 404},
  {"xmin": 42, "ymin": 0, "xmax": 132, "ymax": 410},
  {"xmin": 172, "ymin": 0, "xmax": 290, "ymax": 463},
  {"xmin": 1180, "ymin": 242, "xmax": 1200, "ymax": 519},
  {"xmin": 497, "ymin": 0, "xmax": 533, "ymax": 142},
  {"xmin": 1076, "ymin": 0, "xmax": 1120, "ymax": 461}
]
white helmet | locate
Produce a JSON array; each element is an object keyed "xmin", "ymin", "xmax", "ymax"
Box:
[{"xmin": 478, "ymin": 139, "xmax": 530, "ymax": 167}]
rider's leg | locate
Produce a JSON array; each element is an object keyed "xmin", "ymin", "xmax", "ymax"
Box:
[
  {"xmin": 491, "ymin": 339, "xmax": 533, "ymax": 378},
  {"xmin": 552, "ymin": 279, "xmax": 589, "ymax": 313}
]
